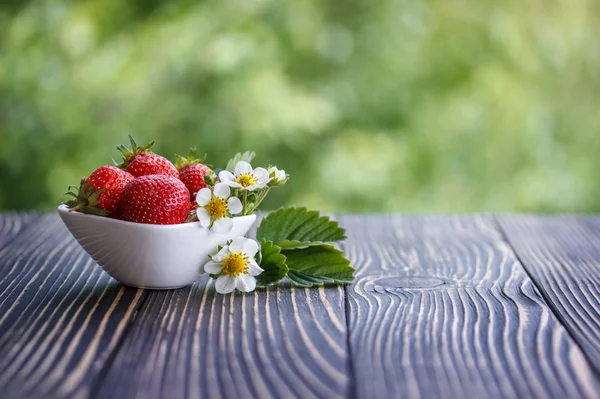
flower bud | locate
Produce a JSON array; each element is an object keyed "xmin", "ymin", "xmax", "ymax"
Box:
[
  {"xmin": 268, "ymin": 166, "xmax": 287, "ymax": 186},
  {"xmin": 204, "ymin": 172, "xmax": 218, "ymax": 186}
]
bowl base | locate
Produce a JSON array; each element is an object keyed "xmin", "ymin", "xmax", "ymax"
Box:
[{"xmin": 122, "ymin": 283, "xmax": 193, "ymax": 290}]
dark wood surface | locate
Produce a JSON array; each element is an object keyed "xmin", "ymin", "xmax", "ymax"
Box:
[
  {"xmin": 97, "ymin": 283, "xmax": 348, "ymax": 399},
  {"xmin": 0, "ymin": 215, "xmax": 144, "ymax": 398},
  {"xmin": 0, "ymin": 213, "xmax": 599, "ymax": 399},
  {"xmin": 497, "ymin": 216, "xmax": 600, "ymax": 372},
  {"xmin": 0, "ymin": 211, "xmax": 37, "ymax": 249},
  {"xmin": 341, "ymin": 215, "xmax": 598, "ymax": 398}
]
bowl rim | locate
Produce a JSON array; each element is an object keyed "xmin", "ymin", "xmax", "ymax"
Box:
[{"xmin": 57, "ymin": 204, "xmax": 256, "ymax": 230}]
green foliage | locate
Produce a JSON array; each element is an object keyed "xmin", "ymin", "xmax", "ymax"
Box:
[
  {"xmin": 285, "ymin": 246, "xmax": 355, "ymax": 287},
  {"xmin": 255, "ymin": 240, "xmax": 288, "ymax": 288},
  {"xmin": 256, "ymin": 207, "xmax": 355, "ymax": 287},
  {"xmin": 115, "ymin": 135, "xmax": 155, "ymax": 169},
  {"xmin": 1, "ymin": 0, "xmax": 599, "ymax": 212},
  {"xmin": 257, "ymin": 207, "xmax": 346, "ymax": 249},
  {"xmin": 62, "ymin": 179, "xmax": 110, "ymax": 216},
  {"xmin": 225, "ymin": 152, "xmax": 256, "ymax": 173}
]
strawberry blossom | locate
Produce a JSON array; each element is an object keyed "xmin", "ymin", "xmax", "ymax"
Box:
[
  {"xmin": 204, "ymin": 237, "xmax": 264, "ymax": 293},
  {"xmin": 218, "ymin": 161, "xmax": 270, "ymax": 191},
  {"xmin": 268, "ymin": 166, "xmax": 287, "ymax": 186},
  {"xmin": 196, "ymin": 183, "xmax": 243, "ymax": 233}
]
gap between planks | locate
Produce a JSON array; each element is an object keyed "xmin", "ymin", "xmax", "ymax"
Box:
[
  {"xmin": 341, "ymin": 248, "xmax": 358, "ymax": 399},
  {"xmin": 339, "ymin": 214, "xmax": 599, "ymax": 398},
  {"xmin": 0, "ymin": 214, "xmax": 145, "ymax": 398},
  {"xmin": 493, "ymin": 215, "xmax": 600, "ymax": 379},
  {"xmin": 8, "ymin": 213, "xmax": 598, "ymax": 398},
  {"xmin": 76, "ymin": 214, "xmax": 600, "ymax": 398}
]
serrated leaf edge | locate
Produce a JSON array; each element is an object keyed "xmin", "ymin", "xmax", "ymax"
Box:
[{"xmin": 257, "ymin": 206, "xmax": 347, "ymax": 245}]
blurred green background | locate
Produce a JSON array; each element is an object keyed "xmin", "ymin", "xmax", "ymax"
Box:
[{"xmin": 1, "ymin": 0, "xmax": 599, "ymax": 213}]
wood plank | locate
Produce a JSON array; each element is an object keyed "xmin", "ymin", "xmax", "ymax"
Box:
[
  {"xmin": 0, "ymin": 214, "xmax": 144, "ymax": 399},
  {"xmin": 96, "ymin": 281, "xmax": 348, "ymax": 398},
  {"xmin": 340, "ymin": 215, "xmax": 599, "ymax": 398},
  {"xmin": 497, "ymin": 215, "xmax": 600, "ymax": 372},
  {"xmin": 98, "ymin": 277, "xmax": 348, "ymax": 398},
  {"xmin": 94, "ymin": 213, "xmax": 349, "ymax": 398},
  {"xmin": 0, "ymin": 211, "xmax": 38, "ymax": 249}
]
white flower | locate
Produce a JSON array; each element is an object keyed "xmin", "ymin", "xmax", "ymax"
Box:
[
  {"xmin": 195, "ymin": 183, "xmax": 243, "ymax": 233},
  {"xmin": 218, "ymin": 161, "xmax": 270, "ymax": 191},
  {"xmin": 204, "ymin": 237, "xmax": 264, "ymax": 294},
  {"xmin": 268, "ymin": 166, "xmax": 287, "ymax": 185}
]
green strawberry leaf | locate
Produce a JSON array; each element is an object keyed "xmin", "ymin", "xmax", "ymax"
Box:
[
  {"xmin": 284, "ymin": 245, "xmax": 355, "ymax": 287},
  {"xmin": 256, "ymin": 207, "xmax": 346, "ymax": 249},
  {"xmin": 256, "ymin": 240, "xmax": 288, "ymax": 288},
  {"xmin": 287, "ymin": 270, "xmax": 330, "ymax": 287},
  {"xmin": 225, "ymin": 151, "xmax": 256, "ymax": 172}
]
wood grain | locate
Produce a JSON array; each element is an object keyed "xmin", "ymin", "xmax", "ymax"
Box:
[
  {"xmin": 0, "ymin": 211, "xmax": 38, "ymax": 249},
  {"xmin": 91, "ymin": 212, "xmax": 348, "ymax": 398},
  {"xmin": 497, "ymin": 216, "xmax": 600, "ymax": 372},
  {"xmin": 0, "ymin": 214, "xmax": 144, "ymax": 399},
  {"xmin": 96, "ymin": 280, "xmax": 348, "ymax": 399},
  {"xmin": 340, "ymin": 215, "xmax": 599, "ymax": 398},
  {"xmin": 1, "ymin": 213, "xmax": 599, "ymax": 399}
]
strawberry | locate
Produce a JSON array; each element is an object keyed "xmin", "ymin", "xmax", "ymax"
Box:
[
  {"xmin": 117, "ymin": 135, "xmax": 178, "ymax": 178},
  {"xmin": 175, "ymin": 148, "xmax": 216, "ymax": 199},
  {"xmin": 63, "ymin": 166, "xmax": 134, "ymax": 216},
  {"xmin": 118, "ymin": 175, "xmax": 191, "ymax": 225}
]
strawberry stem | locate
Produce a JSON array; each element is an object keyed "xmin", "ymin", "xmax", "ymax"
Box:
[
  {"xmin": 63, "ymin": 178, "xmax": 111, "ymax": 217},
  {"xmin": 116, "ymin": 135, "xmax": 155, "ymax": 169},
  {"xmin": 175, "ymin": 147, "xmax": 207, "ymax": 171}
]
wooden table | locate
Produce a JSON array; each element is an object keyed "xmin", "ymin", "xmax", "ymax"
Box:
[{"xmin": 0, "ymin": 213, "xmax": 599, "ymax": 399}]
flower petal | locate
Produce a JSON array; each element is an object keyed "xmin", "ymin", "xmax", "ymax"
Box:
[
  {"xmin": 212, "ymin": 217, "xmax": 233, "ymax": 234},
  {"xmin": 246, "ymin": 185, "xmax": 262, "ymax": 191},
  {"xmin": 197, "ymin": 207, "xmax": 211, "ymax": 227},
  {"xmin": 234, "ymin": 161, "xmax": 252, "ymax": 176},
  {"xmin": 253, "ymin": 167, "xmax": 270, "ymax": 183},
  {"xmin": 196, "ymin": 188, "xmax": 212, "ymax": 206},
  {"xmin": 235, "ymin": 274, "xmax": 256, "ymax": 292},
  {"xmin": 227, "ymin": 197, "xmax": 243, "ymax": 215},
  {"xmin": 204, "ymin": 260, "xmax": 223, "ymax": 275},
  {"xmin": 218, "ymin": 170, "xmax": 241, "ymax": 187},
  {"xmin": 213, "ymin": 183, "xmax": 231, "ymax": 199},
  {"xmin": 247, "ymin": 259, "xmax": 264, "ymax": 276},
  {"xmin": 245, "ymin": 169, "xmax": 270, "ymax": 190},
  {"xmin": 212, "ymin": 246, "xmax": 231, "ymax": 262},
  {"xmin": 229, "ymin": 236, "xmax": 248, "ymax": 254},
  {"xmin": 276, "ymin": 170, "xmax": 286, "ymax": 181},
  {"xmin": 241, "ymin": 238, "xmax": 259, "ymax": 259},
  {"xmin": 215, "ymin": 275, "xmax": 236, "ymax": 294}
]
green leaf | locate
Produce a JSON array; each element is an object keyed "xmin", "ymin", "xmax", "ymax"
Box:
[
  {"xmin": 256, "ymin": 207, "xmax": 346, "ymax": 249},
  {"xmin": 225, "ymin": 151, "xmax": 256, "ymax": 172},
  {"xmin": 287, "ymin": 270, "xmax": 330, "ymax": 287},
  {"xmin": 256, "ymin": 240, "xmax": 288, "ymax": 288},
  {"xmin": 284, "ymin": 245, "xmax": 355, "ymax": 287}
]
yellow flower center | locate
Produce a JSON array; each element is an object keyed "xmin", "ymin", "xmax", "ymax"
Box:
[
  {"xmin": 221, "ymin": 253, "xmax": 249, "ymax": 277},
  {"xmin": 207, "ymin": 197, "xmax": 228, "ymax": 219},
  {"xmin": 237, "ymin": 173, "xmax": 258, "ymax": 188}
]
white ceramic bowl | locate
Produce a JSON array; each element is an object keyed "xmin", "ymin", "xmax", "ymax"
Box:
[{"xmin": 57, "ymin": 205, "xmax": 256, "ymax": 289}]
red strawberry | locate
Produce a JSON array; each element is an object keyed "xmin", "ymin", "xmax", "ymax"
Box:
[
  {"xmin": 63, "ymin": 166, "xmax": 134, "ymax": 216},
  {"xmin": 175, "ymin": 148, "xmax": 216, "ymax": 199},
  {"xmin": 117, "ymin": 135, "xmax": 178, "ymax": 178},
  {"xmin": 118, "ymin": 175, "xmax": 191, "ymax": 225}
]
